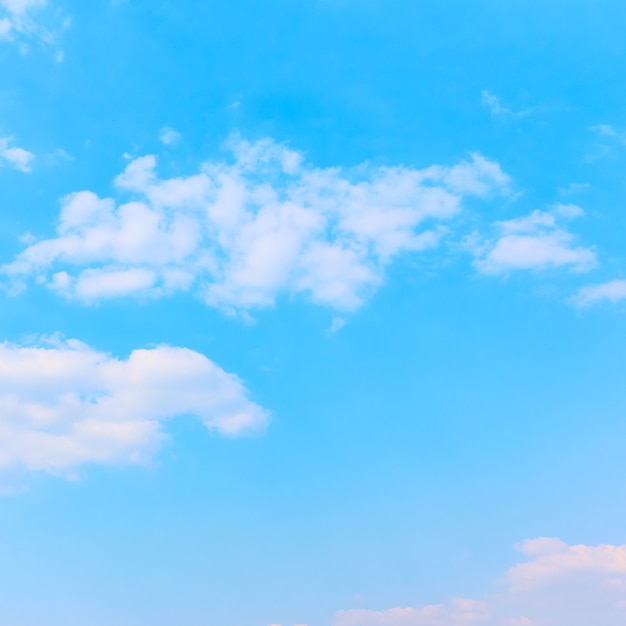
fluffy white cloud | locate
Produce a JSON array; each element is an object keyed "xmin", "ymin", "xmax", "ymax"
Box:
[
  {"xmin": 0, "ymin": 336, "xmax": 268, "ymax": 474},
  {"xmin": 571, "ymin": 279, "xmax": 626, "ymax": 307},
  {"xmin": 507, "ymin": 537, "xmax": 626, "ymax": 592},
  {"xmin": 0, "ymin": 136, "xmax": 34, "ymax": 171},
  {"xmin": 3, "ymin": 136, "xmax": 510, "ymax": 313},
  {"xmin": 472, "ymin": 205, "xmax": 596, "ymax": 275},
  {"xmin": 335, "ymin": 538, "xmax": 626, "ymax": 626}
]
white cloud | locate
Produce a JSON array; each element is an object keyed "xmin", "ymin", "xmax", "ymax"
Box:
[
  {"xmin": 481, "ymin": 91, "xmax": 533, "ymax": 119},
  {"xmin": 557, "ymin": 183, "xmax": 590, "ymax": 196},
  {"xmin": 481, "ymin": 90, "xmax": 511, "ymax": 117},
  {"xmin": 3, "ymin": 135, "xmax": 510, "ymax": 314},
  {"xmin": 0, "ymin": 136, "xmax": 34, "ymax": 171},
  {"xmin": 337, "ymin": 598, "xmax": 490, "ymax": 626},
  {"xmin": 586, "ymin": 124, "xmax": 626, "ymax": 161},
  {"xmin": 507, "ymin": 537, "xmax": 626, "ymax": 591},
  {"xmin": 0, "ymin": 0, "xmax": 45, "ymax": 39},
  {"xmin": 0, "ymin": 17, "xmax": 11, "ymax": 37},
  {"xmin": 0, "ymin": 336, "xmax": 268, "ymax": 474},
  {"xmin": 335, "ymin": 538, "xmax": 626, "ymax": 626},
  {"xmin": 2, "ymin": 0, "xmax": 45, "ymax": 13},
  {"xmin": 551, "ymin": 203, "xmax": 584, "ymax": 219},
  {"xmin": 159, "ymin": 126, "xmax": 181, "ymax": 145},
  {"xmin": 472, "ymin": 206, "xmax": 596, "ymax": 275},
  {"xmin": 0, "ymin": 0, "xmax": 67, "ymax": 48},
  {"xmin": 329, "ymin": 317, "xmax": 347, "ymax": 333},
  {"xmin": 589, "ymin": 124, "xmax": 618, "ymax": 138},
  {"xmin": 571, "ymin": 279, "xmax": 626, "ymax": 307}
]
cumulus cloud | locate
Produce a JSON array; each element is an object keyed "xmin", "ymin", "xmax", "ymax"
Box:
[
  {"xmin": 571, "ymin": 279, "xmax": 626, "ymax": 307},
  {"xmin": 472, "ymin": 205, "xmax": 596, "ymax": 275},
  {"xmin": 3, "ymin": 135, "xmax": 510, "ymax": 314},
  {"xmin": 0, "ymin": 136, "xmax": 34, "ymax": 171},
  {"xmin": 0, "ymin": 336, "xmax": 268, "ymax": 474},
  {"xmin": 335, "ymin": 538, "xmax": 626, "ymax": 626}
]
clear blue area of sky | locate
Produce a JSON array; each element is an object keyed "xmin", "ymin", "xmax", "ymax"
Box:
[{"xmin": 1, "ymin": 1, "xmax": 626, "ymax": 625}]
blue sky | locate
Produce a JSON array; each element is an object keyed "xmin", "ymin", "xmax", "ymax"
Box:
[{"xmin": 1, "ymin": 1, "xmax": 626, "ymax": 625}]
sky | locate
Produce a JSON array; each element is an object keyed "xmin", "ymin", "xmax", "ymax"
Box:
[{"xmin": 1, "ymin": 1, "xmax": 626, "ymax": 625}]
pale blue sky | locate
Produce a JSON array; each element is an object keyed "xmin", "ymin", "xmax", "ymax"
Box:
[{"xmin": 1, "ymin": 2, "xmax": 626, "ymax": 625}]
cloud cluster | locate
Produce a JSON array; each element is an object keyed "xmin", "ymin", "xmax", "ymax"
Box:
[
  {"xmin": 472, "ymin": 204, "xmax": 596, "ymax": 275},
  {"xmin": 3, "ymin": 136, "xmax": 511, "ymax": 313},
  {"xmin": 0, "ymin": 336, "xmax": 268, "ymax": 474},
  {"xmin": 335, "ymin": 537, "xmax": 626, "ymax": 626},
  {"xmin": 0, "ymin": 0, "xmax": 49, "ymax": 42},
  {"xmin": 0, "ymin": 135, "xmax": 34, "ymax": 171}
]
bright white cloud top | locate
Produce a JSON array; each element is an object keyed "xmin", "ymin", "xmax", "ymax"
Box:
[
  {"xmin": 336, "ymin": 538, "xmax": 626, "ymax": 626},
  {"xmin": 473, "ymin": 205, "xmax": 596, "ymax": 275},
  {"xmin": 0, "ymin": 336, "xmax": 268, "ymax": 473},
  {"xmin": 3, "ymin": 136, "xmax": 511, "ymax": 313}
]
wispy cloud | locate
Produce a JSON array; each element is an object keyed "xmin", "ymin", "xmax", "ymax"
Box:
[
  {"xmin": 0, "ymin": 335, "xmax": 268, "ymax": 476},
  {"xmin": 588, "ymin": 124, "xmax": 619, "ymax": 138},
  {"xmin": 336, "ymin": 538, "xmax": 626, "ymax": 626},
  {"xmin": 0, "ymin": 0, "xmax": 69, "ymax": 51},
  {"xmin": 2, "ymin": 135, "xmax": 510, "ymax": 314},
  {"xmin": 329, "ymin": 317, "xmax": 346, "ymax": 333},
  {"xmin": 481, "ymin": 90, "xmax": 511, "ymax": 116},
  {"xmin": 159, "ymin": 126, "xmax": 181, "ymax": 145},
  {"xmin": 481, "ymin": 90, "xmax": 534, "ymax": 119},
  {"xmin": 571, "ymin": 279, "xmax": 626, "ymax": 307},
  {"xmin": 586, "ymin": 123, "xmax": 626, "ymax": 161},
  {"xmin": 557, "ymin": 182, "xmax": 590, "ymax": 196}
]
